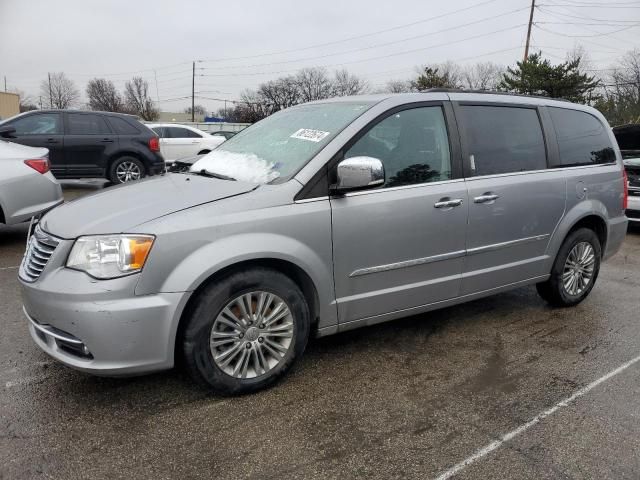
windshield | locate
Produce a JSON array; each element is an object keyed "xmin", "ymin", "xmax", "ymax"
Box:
[{"xmin": 190, "ymin": 101, "xmax": 373, "ymax": 183}]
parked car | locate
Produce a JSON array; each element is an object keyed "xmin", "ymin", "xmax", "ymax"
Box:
[
  {"xmin": 211, "ymin": 131, "xmax": 237, "ymax": 140},
  {"xmin": 20, "ymin": 91, "xmax": 627, "ymax": 395},
  {"xmin": 0, "ymin": 135, "xmax": 63, "ymax": 225},
  {"xmin": 0, "ymin": 110, "xmax": 164, "ymax": 184},
  {"xmin": 613, "ymin": 124, "xmax": 640, "ymax": 223},
  {"xmin": 148, "ymin": 123, "xmax": 225, "ymax": 163}
]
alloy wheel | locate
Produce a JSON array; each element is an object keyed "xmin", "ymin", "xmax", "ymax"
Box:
[
  {"xmin": 562, "ymin": 241, "xmax": 596, "ymax": 296},
  {"xmin": 210, "ymin": 291, "xmax": 294, "ymax": 379},
  {"xmin": 115, "ymin": 161, "xmax": 142, "ymax": 183}
]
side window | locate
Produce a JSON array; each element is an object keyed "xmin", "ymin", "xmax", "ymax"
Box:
[
  {"xmin": 67, "ymin": 113, "xmax": 111, "ymax": 135},
  {"xmin": 549, "ymin": 107, "xmax": 615, "ymax": 166},
  {"xmin": 344, "ymin": 106, "xmax": 452, "ymax": 188},
  {"xmin": 150, "ymin": 127, "xmax": 165, "ymax": 138},
  {"xmin": 459, "ymin": 105, "xmax": 547, "ymax": 176},
  {"xmin": 167, "ymin": 127, "xmax": 201, "ymax": 138},
  {"xmin": 9, "ymin": 113, "xmax": 62, "ymax": 135},
  {"xmin": 108, "ymin": 116, "xmax": 140, "ymax": 135}
]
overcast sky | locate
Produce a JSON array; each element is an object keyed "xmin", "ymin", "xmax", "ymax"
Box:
[{"xmin": 1, "ymin": 0, "xmax": 638, "ymax": 113}]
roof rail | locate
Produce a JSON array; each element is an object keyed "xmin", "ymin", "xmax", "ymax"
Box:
[{"xmin": 424, "ymin": 88, "xmax": 571, "ymax": 102}]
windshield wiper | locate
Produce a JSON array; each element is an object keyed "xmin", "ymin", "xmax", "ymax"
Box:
[{"xmin": 191, "ymin": 169, "xmax": 236, "ymax": 181}]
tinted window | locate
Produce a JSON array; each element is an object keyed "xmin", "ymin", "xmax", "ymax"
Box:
[
  {"xmin": 108, "ymin": 116, "xmax": 140, "ymax": 135},
  {"xmin": 459, "ymin": 106, "xmax": 546, "ymax": 176},
  {"xmin": 166, "ymin": 127, "xmax": 201, "ymax": 138},
  {"xmin": 67, "ymin": 113, "xmax": 111, "ymax": 135},
  {"xmin": 150, "ymin": 126, "xmax": 166, "ymax": 138},
  {"xmin": 549, "ymin": 107, "xmax": 615, "ymax": 166},
  {"xmin": 344, "ymin": 106, "xmax": 451, "ymax": 188},
  {"xmin": 9, "ymin": 113, "xmax": 62, "ymax": 135}
]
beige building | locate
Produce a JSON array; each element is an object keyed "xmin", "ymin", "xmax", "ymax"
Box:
[
  {"xmin": 0, "ymin": 91, "xmax": 20, "ymax": 120},
  {"xmin": 158, "ymin": 111, "xmax": 205, "ymax": 123}
]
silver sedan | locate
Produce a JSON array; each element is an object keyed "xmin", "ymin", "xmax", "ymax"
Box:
[{"xmin": 0, "ymin": 138, "xmax": 63, "ymax": 225}]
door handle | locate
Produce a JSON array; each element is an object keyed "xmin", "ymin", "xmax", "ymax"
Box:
[
  {"xmin": 434, "ymin": 198, "xmax": 463, "ymax": 209},
  {"xmin": 46, "ymin": 138, "xmax": 59, "ymax": 144},
  {"xmin": 100, "ymin": 138, "xmax": 114, "ymax": 143},
  {"xmin": 473, "ymin": 193, "xmax": 500, "ymax": 204}
]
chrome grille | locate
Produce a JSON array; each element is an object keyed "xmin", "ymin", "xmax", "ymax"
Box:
[{"xmin": 20, "ymin": 225, "xmax": 59, "ymax": 282}]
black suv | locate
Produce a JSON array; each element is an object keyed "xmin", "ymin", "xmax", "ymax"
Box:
[{"xmin": 0, "ymin": 110, "xmax": 164, "ymax": 183}]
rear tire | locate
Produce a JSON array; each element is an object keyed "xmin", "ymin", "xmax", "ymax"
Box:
[
  {"xmin": 108, "ymin": 156, "xmax": 145, "ymax": 184},
  {"xmin": 536, "ymin": 228, "xmax": 601, "ymax": 307},
  {"xmin": 181, "ymin": 267, "xmax": 310, "ymax": 395}
]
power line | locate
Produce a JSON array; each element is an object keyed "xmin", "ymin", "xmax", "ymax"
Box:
[
  {"xmin": 534, "ymin": 23, "xmax": 639, "ymax": 37},
  {"xmin": 200, "ymin": 7, "xmax": 529, "ymax": 72},
  {"xmin": 197, "ymin": 0, "xmax": 504, "ymax": 64},
  {"xmin": 197, "ymin": 24, "xmax": 526, "ymax": 78}
]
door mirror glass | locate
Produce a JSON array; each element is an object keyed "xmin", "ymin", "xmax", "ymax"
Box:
[
  {"xmin": 0, "ymin": 126, "xmax": 16, "ymax": 138},
  {"xmin": 334, "ymin": 156, "xmax": 384, "ymax": 192}
]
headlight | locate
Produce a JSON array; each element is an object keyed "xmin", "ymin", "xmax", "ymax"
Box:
[{"xmin": 66, "ymin": 234, "xmax": 155, "ymax": 279}]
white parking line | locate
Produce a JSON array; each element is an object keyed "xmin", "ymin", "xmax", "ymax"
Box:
[
  {"xmin": 433, "ymin": 354, "xmax": 640, "ymax": 480},
  {"xmin": 0, "ymin": 265, "xmax": 19, "ymax": 271}
]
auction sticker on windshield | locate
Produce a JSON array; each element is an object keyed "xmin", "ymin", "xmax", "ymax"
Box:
[{"xmin": 290, "ymin": 128, "xmax": 330, "ymax": 142}]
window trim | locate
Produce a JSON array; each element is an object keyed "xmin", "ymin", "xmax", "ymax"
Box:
[
  {"xmin": 64, "ymin": 112, "xmax": 113, "ymax": 136},
  {"xmin": 451, "ymin": 101, "xmax": 550, "ymax": 179},
  {"xmin": 295, "ymin": 101, "xmax": 463, "ymax": 201},
  {"xmin": 9, "ymin": 112, "xmax": 64, "ymax": 136}
]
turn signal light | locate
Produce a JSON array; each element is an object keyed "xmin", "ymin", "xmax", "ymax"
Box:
[{"xmin": 24, "ymin": 158, "xmax": 50, "ymax": 174}]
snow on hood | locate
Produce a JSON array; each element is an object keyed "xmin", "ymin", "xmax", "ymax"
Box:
[{"xmin": 190, "ymin": 150, "xmax": 280, "ymax": 184}]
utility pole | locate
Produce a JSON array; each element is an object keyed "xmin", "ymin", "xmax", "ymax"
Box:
[
  {"xmin": 523, "ymin": 0, "xmax": 536, "ymax": 63},
  {"xmin": 191, "ymin": 61, "xmax": 195, "ymax": 122},
  {"xmin": 3, "ymin": 76, "xmax": 6, "ymax": 92},
  {"xmin": 48, "ymin": 72, "xmax": 53, "ymax": 108},
  {"xmin": 39, "ymin": 96, "xmax": 43, "ymax": 110},
  {"xmin": 224, "ymin": 100, "xmax": 227, "ymax": 120}
]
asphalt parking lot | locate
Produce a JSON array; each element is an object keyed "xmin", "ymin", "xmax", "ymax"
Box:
[{"xmin": 1, "ymin": 181, "xmax": 639, "ymax": 480}]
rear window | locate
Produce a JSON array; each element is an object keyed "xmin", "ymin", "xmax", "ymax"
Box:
[
  {"xmin": 549, "ymin": 107, "xmax": 615, "ymax": 167},
  {"xmin": 459, "ymin": 105, "xmax": 547, "ymax": 176},
  {"xmin": 67, "ymin": 113, "xmax": 111, "ymax": 135},
  {"xmin": 107, "ymin": 116, "xmax": 140, "ymax": 135}
]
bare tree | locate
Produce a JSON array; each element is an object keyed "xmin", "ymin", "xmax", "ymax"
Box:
[
  {"xmin": 10, "ymin": 88, "xmax": 38, "ymax": 112},
  {"xmin": 462, "ymin": 62, "xmax": 504, "ymax": 90},
  {"xmin": 332, "ymin": 69, "xmax": 369, "ymax": 96},
  {"xmin": 40, "ymin": 72, "xmax": 80, "ymax": 109},
  {"xmin": 185, "ymin": 104, "xmax": 207, "ymax": 115},
  {"xmin": 595, "ymin": 48, "xmax": 640, "ymax": 125},
  {"xmin": 383, "ymin": 79, "xmax": 414, "ymax": 93},
  {"xmin": 257, "ymin": 76, "xmax": 300, "ymax": 111},
  {"xmin": 124, "ymin": 77, "xmax": 159, "ymax": 120},
  {"xmin": 295, "ymin": 67, "xmax": 332, "ymax": 102},
  {"xmin": 86, "ymin": 78, "xmax": 124, "ymax": 112}
]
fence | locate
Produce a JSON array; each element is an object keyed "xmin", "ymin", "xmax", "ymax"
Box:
[{"xmin": 144, "ymin": 121, "xmax": 250, "ymax": 133}]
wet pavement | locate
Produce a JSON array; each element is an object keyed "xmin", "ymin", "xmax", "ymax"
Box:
[{"xmin": 1, "ymin": 180, "xmax": 639, "ymax": 479}]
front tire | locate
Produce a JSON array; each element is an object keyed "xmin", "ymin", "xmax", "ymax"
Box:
[
  {"xmin": 181, "ymin": 268, "xmax": 310, "ymax": 395},
  {"xmin": 536, "ymin": 228, "xmax": 601, "ymax": 307},
  {"xmin": 108, "ymin": 156, "xmax": 145, "ymax": 184}
]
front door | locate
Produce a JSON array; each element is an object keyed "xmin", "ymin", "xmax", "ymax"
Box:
[
  {"xmin": 454, "ymin": 103, "xmax": 566, "ymax": 295},
  {"xmin": 164, "ymin": 126, "xmax": 202, "ymax": 160},
  {"xmin": 331, "ymin": 103, "xmax": 468, "ymax": 324},
  {"xmin": 64, "ymin": 112, "xmax": 114, "ymax": 177},
  {"xmin": 4, "ymin": 112, "xmax": 65, "ymax": 176}
]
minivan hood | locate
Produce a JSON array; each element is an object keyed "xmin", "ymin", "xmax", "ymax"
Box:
[{"xmin": 41, "ymin": 173, "xmax": 257, "ymax": 238}]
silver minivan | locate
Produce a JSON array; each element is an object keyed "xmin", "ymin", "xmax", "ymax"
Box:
[{"xmin": 19, "ymin": 92, "xmax": 628, "ymax": 394}]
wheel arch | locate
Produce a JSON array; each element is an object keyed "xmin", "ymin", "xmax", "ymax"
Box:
[
  {"xmin": 107, "ymin": 151, "xmax": 147, "ymax": 176},
  {"xmin": 548, "ymin": 201, "xmax": 609, "ymax": 266},
  {"xmin": 173, "ymin": 257, "xmax": 321, "ymax": 365}
]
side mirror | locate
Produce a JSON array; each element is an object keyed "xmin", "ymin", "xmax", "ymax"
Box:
[
  {"xmin": 333, "ymin": 156, "xmax": 385, "ymax": 192},
  {"xmin": 0, "ymin": 126, "xmax": 16, "ymax": 138}
]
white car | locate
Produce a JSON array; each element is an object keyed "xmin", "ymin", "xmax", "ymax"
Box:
[
  {"xmin": 148, "ymin": 124, "xmax": 225, "ymax": 163},
  {"xmin": 0, "ymin": 134, "xmax": 63, "ymax": 225}
]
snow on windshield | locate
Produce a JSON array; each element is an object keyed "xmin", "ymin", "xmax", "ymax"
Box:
[{"xmin": 190, "ymin": 150, "xmax": 280, "ymax": 184}]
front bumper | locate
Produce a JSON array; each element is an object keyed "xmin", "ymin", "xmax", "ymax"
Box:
[{"xmin": 21, "ymin": 267, "xmax": 189, "ymax": 376}]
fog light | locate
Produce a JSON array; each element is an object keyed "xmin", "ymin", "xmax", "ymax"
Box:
[{"xmin": 82, "ymin": 345, "xmax": 91, "ymax": 356}]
